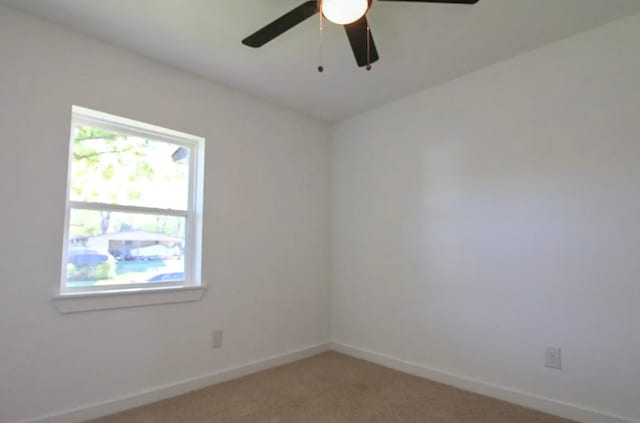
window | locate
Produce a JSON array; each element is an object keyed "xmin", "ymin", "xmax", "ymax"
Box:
[{"xmin": 57, "ymin": 106, "xmax": 205, "ymax": 307}]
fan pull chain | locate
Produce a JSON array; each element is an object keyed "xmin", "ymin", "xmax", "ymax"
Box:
[
  {"xmin": 318, "ymin": 11, "xmax": 324, "ymax": 72},
  {"xmin": 366, "ymin": 20, "xmax": 372, "ymax": 71}
]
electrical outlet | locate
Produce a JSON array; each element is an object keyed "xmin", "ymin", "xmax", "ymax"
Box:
[
  {"xmin": 212, "ymin": 329, "xmax": 223, "ymax": 349},
  {"xmin": 545, "ymin": 347, "xmax": 561, "ymax": 369}
]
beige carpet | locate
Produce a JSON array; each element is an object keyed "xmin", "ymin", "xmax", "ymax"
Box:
[{"xmin": 88, "ymin": 352, "xmax": 576, "ymax": 423}]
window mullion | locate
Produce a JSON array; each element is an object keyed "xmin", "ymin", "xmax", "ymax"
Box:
[{"xmin": 69, "ymin": 201, "xmax": 189, "ymax": 218}]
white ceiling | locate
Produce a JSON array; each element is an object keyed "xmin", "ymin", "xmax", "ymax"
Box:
[{"xmin": 3, "ymin": 0, "xmax": 640, "ymax": 122}]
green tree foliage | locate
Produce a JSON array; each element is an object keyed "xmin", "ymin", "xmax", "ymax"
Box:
[{"xmin": 70, "ymin": 125, "xmax": 187, "ymax": 238}]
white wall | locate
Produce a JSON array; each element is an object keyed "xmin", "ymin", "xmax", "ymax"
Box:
[
  {"xmin": 332, "ymin": 13, "xmax": 640, "ymax": 423},
  {"xmin": 0, "ymin": 6, "xmax": 330, "ymax": 423}
]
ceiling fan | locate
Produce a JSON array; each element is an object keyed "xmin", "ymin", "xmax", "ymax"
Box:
[{"xmin": 242, "ymin": 0, "xmax": 479, "ymax": 71}]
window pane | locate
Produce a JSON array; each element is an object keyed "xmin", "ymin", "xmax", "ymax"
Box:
[
  {"xmin": 69, "ymin": 124, "xmax": 190, "ymax": 210},
  {"xmin": 65, "ymin": 209, "xmax": 186, "ymax": 288}
]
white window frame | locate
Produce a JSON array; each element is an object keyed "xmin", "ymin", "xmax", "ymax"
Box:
[{"xmin": 54, "ymin": 106, "xmax": 206, "ymax": 312}]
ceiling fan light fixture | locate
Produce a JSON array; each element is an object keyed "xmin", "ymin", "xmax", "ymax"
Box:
[{"xmin": 321, "ymin": 0, "xmax": 369, "ymax": 25}]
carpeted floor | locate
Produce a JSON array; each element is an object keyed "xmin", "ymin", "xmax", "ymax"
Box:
[{"xmin": 88, "ymin": 352, "xmax": 576, "ymax": 423}]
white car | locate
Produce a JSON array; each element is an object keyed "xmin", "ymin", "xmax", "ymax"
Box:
[{"xmin": 129, "ymin": 244, "xmax": 181, "ymax": 260}]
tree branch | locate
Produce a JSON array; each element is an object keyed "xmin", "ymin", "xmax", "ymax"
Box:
[{"xmin": 74, "ymin": 145, "xmax": 140, "ymax": 161}]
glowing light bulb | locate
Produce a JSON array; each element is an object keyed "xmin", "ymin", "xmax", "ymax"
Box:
[{"xmin": 321, "ymin": 0, "xmax": 369, "ymax": 25}]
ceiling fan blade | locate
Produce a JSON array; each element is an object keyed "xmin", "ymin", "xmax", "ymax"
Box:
[
  {"xmin": 242, "ymin": 1, "xmax": 319, "ymax": 48},
  {"xmin": 344, "ymin": 17, "xmax": 379, "ymax": 67},
  {"xmin": 377, "ymin": 0, "xmax": 478, "ymax": 3}
]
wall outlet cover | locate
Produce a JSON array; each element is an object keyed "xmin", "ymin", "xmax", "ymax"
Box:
[
  {"xmin": 545, "ymin": 347, "xmax": 562, "ymax": 370},
  {"xmin": 212, "ymin": 329, "xmax": 224, "ymax": 349}
]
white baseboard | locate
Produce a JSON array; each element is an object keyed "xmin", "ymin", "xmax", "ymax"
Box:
[
  {"xmin": 15, "ymin": 342, "xmax": 638, "ymax": 423},
  {"xmin": 17, "ymin": 343, "xmax": 330, "ymax": 423},
  {"xmin": 330, "ymin": 342, "xmax": 639, "ymax": 423}
]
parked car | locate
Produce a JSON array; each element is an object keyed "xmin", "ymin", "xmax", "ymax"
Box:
[
  {"xmin": 68, "ymin": 247, "xmax": 111, "ymax": 266},
  {"xmin": 129, "ymin": 244, "xmax": 182, "ymax": 261},
  {"xmin": 147, "ymin": 272, "xmax": 185, "ymax": 282},
  {"xmin": 67, "ymin": 247, "xmax": 116, "ymax": 281}
]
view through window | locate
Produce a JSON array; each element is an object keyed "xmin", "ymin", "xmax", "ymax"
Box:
[{"xmin": 62, "ymin": 107, "xmax": 204, "ymax": 293}]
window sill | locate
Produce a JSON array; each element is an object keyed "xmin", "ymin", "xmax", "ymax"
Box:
[{"xmin": 52, "ymin": 285, "xmax": 206, "ymax": 313}]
